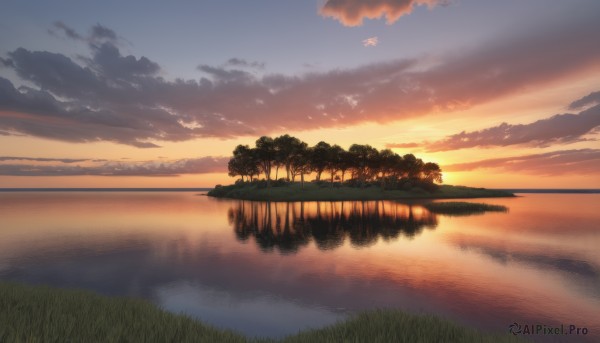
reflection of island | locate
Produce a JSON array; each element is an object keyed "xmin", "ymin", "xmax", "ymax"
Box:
[{"xmin": 228, "ymin": 201, "xmax": 439, "ymax": 253}]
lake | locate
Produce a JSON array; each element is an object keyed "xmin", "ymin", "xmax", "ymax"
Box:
[{"xmin": 0, "ymin": 192, "xmax": 598, "ymax": 341}]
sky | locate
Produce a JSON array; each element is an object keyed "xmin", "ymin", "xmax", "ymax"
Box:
[{"xmin": 0, "ymin": 0, "xmax": 599, "ymax": 188}]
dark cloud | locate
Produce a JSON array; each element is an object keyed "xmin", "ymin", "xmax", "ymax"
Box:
[
  {"xmin": 0, "ymin": 156, "xmax": 228, "ymax": 176},
  {"xmin": 319, "ymin": 0, "xmax": 444, "ymax": 26},
  {"xmin": 197, "ymin": 65, "xmax": 253, "ymax": 82},
  {"xmin": 0, "ymin": 57, "xmax": 14, "ymax": 68},
  {"xmin": 225, "ymin": 58, "xmax": 265, "ymax": 70},
  {"xmin": 445, "ymin": 149, "xmax": 600, "ymax": 175},
  {"xmin": 48, "ymin": 22, "xmax": 118, "ymax": 46},
  {"xmin": 1, "ymin": 14, "xmax": 599, "ymax": 147},
  {"xmin": 90, "ymin": 23, "xmax": 117, "ymax": 42},
  {"xmin": 91, "ymin": 43, "xmax": 160, "ymax": 79},
  {"xmin": 0, "ymin": 76, "xmax": 169, "ymax": 148},
  {"xmin": 569, "ymin": 91, "xmax": 600, "ymax": 110},
  {"xmin": 387, "ymin": 100, "xmax": 600, "ymax": 152},
  {"xmin": 49, "ymin": 21, "xmax": 83, "ymax": 40},
  {"xmin": 6, "ymin": 48, "xmax": 101, "ymax": 99}
]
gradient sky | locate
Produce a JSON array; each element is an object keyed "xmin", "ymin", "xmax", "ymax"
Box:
[{"xmin": 0, "ymin": 0, "xmax": 599, "ymax": 188}]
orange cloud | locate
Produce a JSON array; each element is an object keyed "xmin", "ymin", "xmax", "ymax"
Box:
[
  {"xmin": 320, "ymin": 0, "xmax": 444, "ymax": 26},
  {"xmin": 445, "ymin": 149, "xmax": 600, "ymax": 175},
  {"xmin": 386, "ymin": 95, "xmax": 600, "ymax": 152}
]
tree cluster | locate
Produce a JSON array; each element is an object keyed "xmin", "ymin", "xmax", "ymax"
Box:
[{"xmin": 228, "ymin": 135, "xmax": 442, "ymax": 189}]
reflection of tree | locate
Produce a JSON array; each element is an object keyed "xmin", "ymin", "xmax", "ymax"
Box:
[
  {"xmin": 228, "ymin": 201, "xmax": 438, "ymax": 254},
  {"xmin": 228, "ymin": 201, "xmax": 310, "ymax": 254}
]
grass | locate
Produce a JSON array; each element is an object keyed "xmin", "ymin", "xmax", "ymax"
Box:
[
  {"xmin": 207, "ymin": 182, "xmax": 514, "ymax": 201},
  {"xmin": 0, "ymin": 282, "xmax": 524, "ymax": 343},
  {"xmin": 423, "ymin": 201, "xmax": 509, "ymax": 216},
  {"xmin": 0, "ymin": 282, "xmax": 246, "ymax": 343}
]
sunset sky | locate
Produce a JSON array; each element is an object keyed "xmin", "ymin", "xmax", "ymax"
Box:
[{"xmin": 1, "ymin": 0, "xmax": 598, "ymax": 188}]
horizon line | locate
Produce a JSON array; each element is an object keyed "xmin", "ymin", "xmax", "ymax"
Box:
[
  {"xmin": 0, "ymin": 187, "xmax": 599, "ymax": 193},
  {"xmin": 0, "ymin": 188, "xmax": 212, "ymax": 192}
]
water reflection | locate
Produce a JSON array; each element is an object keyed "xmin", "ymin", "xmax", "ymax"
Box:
[
  {"xmin": 229, "ymin": 201, "xmax": 438, "ymax": 253},
  {"xmin": 0, "ymin": 192, "xmax": 598, "ymax": 341},
  {"xmin": 457, "ymin": 243, "xmax": 599, "ymax": 279}
]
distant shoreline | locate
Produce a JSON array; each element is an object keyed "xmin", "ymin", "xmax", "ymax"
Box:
[{"xmin": 491, "ymin": 189, "xmax": 600, "ymax": 194}]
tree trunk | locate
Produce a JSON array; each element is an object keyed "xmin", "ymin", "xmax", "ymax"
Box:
[{"xmin": 263, "ymin": 161, "xmax": 271, "ymax": 187}]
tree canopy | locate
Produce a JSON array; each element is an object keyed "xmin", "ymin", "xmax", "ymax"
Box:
[{"xmin": 227, "ymin": 135, "xmax": 443, "ymax": 190}]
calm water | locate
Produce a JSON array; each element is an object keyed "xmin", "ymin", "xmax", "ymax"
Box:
[{"xmin": 0, "ymin": 192, "xmax": 598, "ymax": 341}]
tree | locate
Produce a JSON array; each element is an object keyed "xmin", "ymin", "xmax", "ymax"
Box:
[
  {"xmin": 274, "ymin": 134, "xmax": 305, "ymax": 181},
  {"xmin": 228, "ymin": 144, "xmax": 259, "ymax": 182},
  {"xmin": 228, "ymin": 158, "xmax": 244, "ymax": 181},
  {"xmin": 255, "ymin": 136, "xmax": 276, "ymax": 186},
  {"xmin": 326, "ymin": 145, "xmax": 344, "ymax": 186},
  {"xmin": 287, "ymin": 141, "xmax": 309, "ymax": 182},
  {"xmin": 348, "ymin": 144, "xmax": 378, "ymax": 186},
  {"xmin": 377, "ymin": 149, "xmax": 400, "ymax": 188},
  {"xmin": 337, "ymin": 150, "xmax": 353, "ymax": 183},
  {"xmin": 422, "ymin": 162, "xmax": 443, "ymax": 183},
  {"xmin": 291, "ymin": 146, "xmax": 313, "ymax": 189},
  {"xmin": 310, "ymin": 141, "xmax": 331, "ymax": 181},
  {"xmin": 402, "ymin": 154, "xmax": 424, "ymax": 179},
  {"xmin": 366, "ymin": 148, "xmax": 381, "ymax": 181}
]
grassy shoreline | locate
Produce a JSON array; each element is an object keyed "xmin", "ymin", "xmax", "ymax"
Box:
[
  {"xmin": 207, "ymin": 182, "xmax": 514, "ymax": 201},
  {"xmin": 0, "ymin": 282, "xmax": 522, "ymax": 342}
]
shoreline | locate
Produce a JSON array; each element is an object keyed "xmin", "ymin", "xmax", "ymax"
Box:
[
  {"xmin": 0, "ymin": 281, "xmax": 521, "ymax": 342},
  {"xmin": 207, "ymin": 182, "xmax": 515, "ymax": 201}
]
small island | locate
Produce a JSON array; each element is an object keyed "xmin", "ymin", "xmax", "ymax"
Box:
[{"xmin": 208, "ymin": 135, "xmax": 514, "ymax": 201}]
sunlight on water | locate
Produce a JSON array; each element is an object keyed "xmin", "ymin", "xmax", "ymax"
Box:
[{"xmin": 0, "ymin": 192, "xmax": 598, "ymax": 340}]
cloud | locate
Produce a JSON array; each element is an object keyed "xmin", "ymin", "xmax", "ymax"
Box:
[
  {"xmin": 386, "ymin": 99, "xmax": 600, "ymax": 152},
  {"xmin": 0, "ymin": 57, "xmax": 14, "ymax": 68},
  {"xmin": 0, "ymin": 75, "xmax": 169, "ymax": 148},
  {"xmin": 225, "ymin": 58, "xmax": 265, "ymax": 70},
  {"xmin": 197, "ymin": 64, "xmax": 253, "ymax": 82},
  {"xmin": 385, "ymin": 142, "xmax": 420, "ymax": 149},
  {"xmin": 48, "ymin": 22, "xmax": 118, "ymax": 45},
  {"xmin": 1, "ymin": 13, "xmax": 599, "ymax": 147},
  {"xmin": 0, "ymin": 156, "xmax": 228, "ymax": 176},
  {"xmin": 90, "ymin": 23, "xmax": 117, "ymax": 43},
  {"xmin": 49, "ymin": 21, "xmax": 83, "ymax": 40},
  {"xmin": 0, "ymin": 156, "xmax": 90, "ymax": 163},
  {"xmin": 444, "ymin": 149, "xmax": 600, "ymax": 175},
  {"xmin": 569, "ymin": 91, "xmax": 600, "ymax": 110},
  {"xmin": 362, "ymin": 37, "xmax": 378, "ymax": 47},
  {"xmin": 320, "ymin": 0, "xmax": 444, "ymax": 26},
  {"xmin": 91, "ymin": 42, "xmax": 160, "ymax": 78}
]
